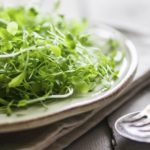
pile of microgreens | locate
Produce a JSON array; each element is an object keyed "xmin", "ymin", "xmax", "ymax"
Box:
[{"xmin": 0, "ymin": 4, "xmax": 123, "ymax": 115}]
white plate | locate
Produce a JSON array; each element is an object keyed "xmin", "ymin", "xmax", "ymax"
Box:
[{"xmin": 0, "ymin": 24, "xmax": 138, "ymax": 133}]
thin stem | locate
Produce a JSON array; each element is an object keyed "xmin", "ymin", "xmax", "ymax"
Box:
[
  {"xmin": 0, "ymin": 45, "xmax": 50, "ymax": 58},
  {"xmin": 0, "ymin": 18, "xmax": 8, "ymax": 25},
  {"xmin": 27, "ymin": 87, "xmax": 74, "ymax": 105}
]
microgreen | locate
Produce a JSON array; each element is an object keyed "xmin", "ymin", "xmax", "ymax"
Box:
[{"xmin": 0, "ymin": 6, "xmax": 123, "ymax": 115}]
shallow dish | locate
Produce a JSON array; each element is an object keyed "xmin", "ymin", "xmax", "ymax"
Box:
[{"xmin": 0, "ymin": 24, "xmax": 138, "ymax": 133}]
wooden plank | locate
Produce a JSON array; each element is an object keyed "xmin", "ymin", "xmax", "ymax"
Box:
[
  {"xmin": 108, "ymin": 86, "xmax": 150, "ymax": 150},
  {"xmin": 65, "ymin": 120, "xmax": 112, "ymax": 150}
]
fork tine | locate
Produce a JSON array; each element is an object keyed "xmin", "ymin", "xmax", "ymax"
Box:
[
  {"xmin": 130, "ymin": 119, "xmax": 150, "ymax": 127},
  {"xmin": 123, "ymin": 113, "xmax": 144, "ymax": 123}
]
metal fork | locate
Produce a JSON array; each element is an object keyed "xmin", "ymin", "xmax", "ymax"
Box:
[
  {"xmin": 124, "ymin": 105, "xmax": 150, "ymax": 126},
  {"xmin": 115, "ymin": 105, "xmax": 150, "ymax": 143}
]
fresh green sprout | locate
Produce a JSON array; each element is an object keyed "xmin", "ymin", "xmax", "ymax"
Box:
[{"xmin": 0, "ymin": 6, "xmax": 123, "ymax": 115}]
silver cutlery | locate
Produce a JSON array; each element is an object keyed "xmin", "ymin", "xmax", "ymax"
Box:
[{"xmin": 115, "ymin": 105, "xmax": 150, "ymax": 143}]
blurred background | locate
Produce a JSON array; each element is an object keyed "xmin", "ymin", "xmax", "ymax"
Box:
[
  {"xmin": 0, "ymin": 0, "xmax": 149, "ymax": 66},
  {"xmin": 0, "ymin": 0, "xmax": 150, "ymax": 33}
]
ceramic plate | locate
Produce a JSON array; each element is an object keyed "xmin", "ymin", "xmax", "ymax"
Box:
[{"xmin": 0, "ymin": 24, "xmax": 138, "ymax": 133}]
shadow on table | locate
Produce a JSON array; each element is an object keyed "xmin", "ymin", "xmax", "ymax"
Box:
[{"xmin": 115, "ymin": 135, "xmax": 150, "ymax": 150}]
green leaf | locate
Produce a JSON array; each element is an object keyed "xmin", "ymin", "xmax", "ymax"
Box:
[
  {"xmin": 53, "ymin": 0, "xmax": 61, "ymax": 11},
  {"xmin": 74, "ymin": 81, "xmax": 90, "ymax": 94},
  {"xmin": 51, "ymin": 45, "xmax": 61, "ymax": 57},
  {"xmin": 17, "ymin": 100, "xmax": 28, "ymax": 107},
  {"xmin": 8, "ymin": 72, "xmax": 25, "ymax": 88},
  {"xmin": 79, "ymin": 34, "xmax": 91, "ymax": 46},
  {"xmin": 28, "ymin": 8, "xmax": 38, "ymax": 17},
  {"xmin": 7, "ymin": 21, "xmax": 18, "ymax": 36},
  {"xmin": 65, "ymin": 33, "xmax": 76, "ymax": 49},
  {"xmin": 0, "ymin": 98, "xmax": 8, "ymax": 105}
]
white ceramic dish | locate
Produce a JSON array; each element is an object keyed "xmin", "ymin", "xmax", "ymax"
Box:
[{"xmin": 0, "ymin": 24, "xmax": 138, "ymax": 133}]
